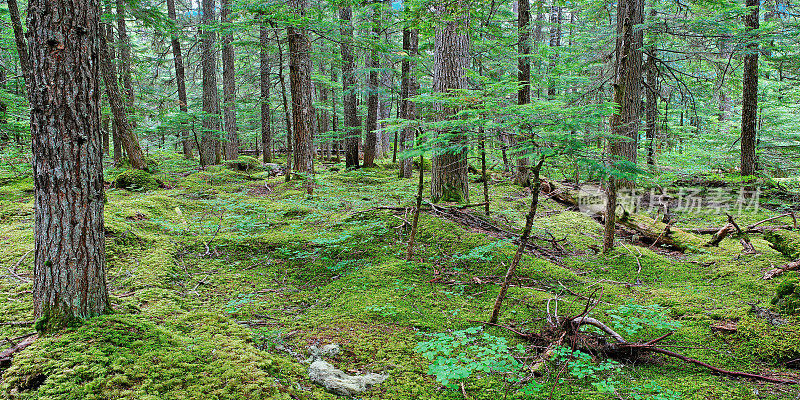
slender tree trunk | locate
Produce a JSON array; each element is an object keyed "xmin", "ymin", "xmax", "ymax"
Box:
[
  {"xmin": 399, "ymin": 28, "xmax": 419, "ymax": 178},
  {"xmin": 261, "ymin": 23, "xmax": 273, "ymax": 163},
  {"xmin": 221, "ymin": 0, "xmax": 238, "ymax": 160},
  {"xmin": 741, "ymin": 0, "xmax": 759, "ymax": 176},
  {"xmin": 431, "ymin": 4, "xmax": 470, "ymax": 203},
  {"xmin": 514, "ymin": 0, "xmax": 531, "ymax": 186},
  {"xmin": 363, "ymin": 9, "xmax": 381, "ymax": 168},
  {"xmin": 490, "ymin": 156, "xmax": 545, "ymax": 324},
  {"xmin": 27, "ymin": 0, "xmax": 111, "ymax": 330},
  {"xmin": 287, "ymin": 0, "xmax": 315, "ymax": 178},
  {"xmin": 7, "ymin": 0, "xmax": 30, "ymax": 88},
  {"xmin": 406, "ymin": 154, "xmax": 425, "ymax": 261},
  {"xmin": 100, "ymin": 26, "xmax": 145, "ymax": 169},
  {"xmin": 546, "ymin": 3, "xmax": 561, "ymax": 98},
  {"xmin": 166, "ymin": 0, "xmax": 192, "ymax": 159},
  {"xmin": 116, "ymin": 0, "xmax": 134, "ymax": 116},
  {"xmin": 645, "ymin": 52, "xmax": 658, "ymax": 167},
  {"xmin": 276, "ymin": 30, "xmax": 293, "ymax": 181},
  {"xmin": 339, "ymin": 6, "xmax": 361, "ymax": 169},
  {"xmin": 331, "ymin": 68, "xmax": 341, "ymax": 163},
  {"xmin": 200, "ymin": 0, "xmax": 221, "ymax": 166},
  {"xmin": 102, "ymin": 112, "xmax": 110, "ymax": 154},
  {"xmin": 0, "ymin": 68, "xmax": 8, "ymax": 134},
  {"xmin": 317, "ymin": 63, "xmax": 330, "ymax": 161}
]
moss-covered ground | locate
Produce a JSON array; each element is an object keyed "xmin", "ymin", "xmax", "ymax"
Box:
[{"xmin": 1, "ymin": 152, "xmax": 799, "ymax": 399}]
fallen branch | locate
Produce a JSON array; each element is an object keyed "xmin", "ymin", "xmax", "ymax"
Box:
[
  {"xmin": 762, "ymin": 260, "xmax": 800, "ymax": 280},
  {"xmin": 0, "ymin": 334, "xmax": 38, "ymax": 369},
  {"xmin": 0, "ymin": 321, "xmax": 33, "ymax": 327}
]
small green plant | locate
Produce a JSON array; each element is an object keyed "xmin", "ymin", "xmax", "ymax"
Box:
[
  {"xmin": 414, "ymin": 326, "xmax": 525, "ymax": 389},
  {"xmin": 608, "ymin": 303, "xmax": 680, "ymax": 336},
  {"xmin": 553, "ymin": 346, "xmax": 622, "ymax": 393}
]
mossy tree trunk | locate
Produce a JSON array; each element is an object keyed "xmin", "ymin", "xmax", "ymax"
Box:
[
  {"xmin": 200, "ymin": 0, "xmax": 221, "ymax": 166},
  {"xmin": 431, "ymin": 3, "xmax": 470, "ymax": 203},
  {"xmin": 28, "ymin": 0, "xmax": 111, "ymax": 330}
]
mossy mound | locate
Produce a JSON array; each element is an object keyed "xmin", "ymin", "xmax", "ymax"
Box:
[
  {"xmin": 224, "ymin": 156, "xmax": 261, "ymax": 173},
  {"xmin": 1, "ymin": 314, "xmax": 302, "ymax": 400},
  {"xmin": 114, "ymin": 170, "xmax": 158, "ymax": 192},
  {"xmin": 772, "ymin": 274, "xmax": 800, "ymax": 315},
  {"xmin": 764, "ymin": 229, "xmax": 800, "ymax": 260},
  {"xmin": 734, "ymin": 314, "xmax": 800, "ymax": 363}
]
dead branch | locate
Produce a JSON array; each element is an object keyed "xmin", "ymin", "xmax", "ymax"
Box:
[
  {"xmin": 0, "ymin": 334, "xmax": 37, "ymax": 369},
  {"xmin": 762, "ymin": 260, "xmax": 800, "ymax": 280}
]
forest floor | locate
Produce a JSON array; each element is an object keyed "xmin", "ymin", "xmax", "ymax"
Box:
[{"xmin": 1, "ymin": 152, "xmax": 800, "ymax": 399}]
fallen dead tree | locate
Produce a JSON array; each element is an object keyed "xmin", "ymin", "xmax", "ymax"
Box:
[
  {"xmin": 0, "ymin": 333, "xmax": 37, "ymax": 369},
  {"xmin": 615, "ymin": 212, "xmax": 706, "ymax": 252},
  {"xmin": 763, "ymin": 261, "xmax": 800, "ymax": 280},
  {"xmin": 485, "ymin": 292, "xmax": 799, "ymax": 385}
]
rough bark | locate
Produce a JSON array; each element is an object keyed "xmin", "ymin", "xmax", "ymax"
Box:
[
  {"xmin": 27, "ymin": 0, "xmax": 111, "ymax": 330},
  {"xmin": 741, "ymin": 0, "xmax": 759, "ymax": 176},
  {"xmin": 431, "ymin": 4, "xmax": 470, "ymax": 203},
  {"xmin": 166, "ymin": 0, "xmax": 192, "ymax": 159},
  {"xmin": 317, "ymin": 63, "xmax": 330, "ymax": 161},
  {"xmin": 116, "ymin": 0, "xmax": 134, "ymax": 113},
  {"xmin": 514, "ymin": 0, "xmax": 531, "ymax": 186},
  {"xmin": 611, "ymin": 0, "xmax": 643, "ymax": 165},
  {"xmin": 200, "ymin": 0, "xmax": 221, "ymax": 166},
  {"xmin": 261, "ymin": 22, "xmax": 272, "ymax": 163},
  {"xmin": 399, "ymin": 28, "xmax": 419, "ymax": 178},
  {"xmin": 221, "ymin": 0, "xmax": 238, "ymax": 160},
  {"xmin": 363, "ymin": 8, "xmax": 381, "ymax": 168},
  {"xmin": 276, "ymin": 29, "xmax": 293, "ymax": 180},
  {"xmin": 645, "ymin": 52, "xmax": 658, "ymax": 166},
  {"xmin": 339, "ymin": 6, "xmax": 361, "ymax": 169},
  {"xmin": 99, "ymin": 27, "xmax": 145, "ymax": 170},
  {"xmin": 287, "ymin": 0, "xmax": 314, "ymax": 176}
]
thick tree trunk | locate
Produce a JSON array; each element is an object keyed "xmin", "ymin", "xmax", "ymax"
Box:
[
  {"xmin": 7, "ymin": 0, "xmax": 30, "ymax": 87},
  {"xmin": 431, "ymin": 4, "xmax": 470, "ymax": 203},
  {"xmin": 200, "ymin": 0, "xmax": 221, "ymax": 166},
  {"xmin": 611, "ymin": 0, "xmax": 643, "ymax": 165},
  {"xmin": 399, "ymin": 28, "xmax": 418, "ymax": 178},
  {"xmin": 221, "ymin": 0, "xmax": 238, "ymax": 160},
  {"xmin": 100, "ymin": 26, "xmax": 145, "ymax": 170},
  {"xmin": 340, "ymin": 6, "xmax": 361, "ymax": 169},
  {"xmin": 261, "ymin": 23, "xmax": 273, "ymax": 163},
  {"xmin": 287, "ymin": 0, "xmax": 314, "ymax": 176},
  {"xmin": 741, "ymin": 0, "xmax": 759, "ymax": 176},
  {"xmin": 166, "ymin": 0, "xmax": 192, "ymax": 159},
  {"xmin": 27, "ymin": 0, "xmax": 111, "ymax": 330},
  {"xmin": 363, "ymin": 9, "xmax": 381, "ymax": 168},
  {"xmin": 514, "ymin": 0, "xmax": 531, "ymax": 186},
  {"xmin": 276, "ymin": 30, "xmax": 293, "ymax": 180}
]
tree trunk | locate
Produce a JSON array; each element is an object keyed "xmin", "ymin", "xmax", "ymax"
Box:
[
  {"xmin": 741, "ymin": 0, "xmax": 759, "ymax": 177},
  {"xmin": 317, "ymin": 63, "xmax": 330, "ymax": 161},
  {"xmin": 331, "ymin": 68, "xmax": 341, "ymax": 162},
  {"xmin": 99, "ymin": 26, "xmax": 145, "ymax": 170},
  {"xmin": 200, "ymin": 0, "xmax": 221, "ymax": 166},
  {"xmin": 221, "ymin": 0, "xmax": 238, "ymax": 160},
  {"xmin": 547, "ymin": 4, "xmax": 562, "ymax": 98},
  {"xmin": 7, "ymin": 0, "xmax": 30, "ymax": 88},
  {"xmin": 166, "ymin": 0, "xmax": 192, "ymax": 159},
  {"xmin": 645, "ymin": 52, "xmax": 658, "ymax": 167},
  {"xmin": 27, "ymin": 0, "xmax": 111, "ymax": 330},
  {"xmin": 287, "ymin": 0, "xmax": 315, "ymax": 176},
  {"xmin": 261, "ymin": 22, "xmax": 273, "ymax": 163},
  {"xmin": 340, "ymin": 6, "xmax": 361, "ymax": 169},
  {"xmin": 399, "ymin": 28, "xmax": 419, "ymax": 178},
  {"xmin": 431, "ymin": 4, "xmax": 470, "ymax": 203},
  {"xmin": 611, "ymin": 0, "xmax": 643, "ymax": 165},
  {"xmin": 276, "ymin": 29, "xmax": 293, "ymax": 180},
  {"xmin": 363, "ymin": 8, "xmax": 381, "ymax": 168},
  {"xmin": 116, "ymin": 0, "xmax": 134, "ymax": 115},
  {"xmin": 514, "ymin": 0, "xmax": 531, "ymax": 186},
  {"xmin": 604, "ymin": 0, "xmax": 643, "ymax": 252}
]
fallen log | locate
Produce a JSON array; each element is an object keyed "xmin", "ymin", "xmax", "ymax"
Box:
[
  {"xmin": 616, "ymin": 212, "xmax": 706, "ymax": 252},
  {"xmin": 704, "ymin": 223, "xmax": 733, "ymax": 247},
  {"xmin": 762, "ymin": 260, "xmax": 800, "ymax": 280},
  {"xmin": 0, "ymin": 334, "xmax": 37, "ymax": 369}
]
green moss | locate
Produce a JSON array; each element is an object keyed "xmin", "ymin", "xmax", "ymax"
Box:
[
  {"xmin": 764, "ymin": 229, "xmax": 800, "ymax": 260},
  {"xmin": 734, "ymin": 315, "xmax": 800, "ymax": 363},
  {"xmin": 114, "ymin": 170, "xmax": 158, "ymax": 192},
  {"xmin": 224, "ymin": 156, "xmax": 261, "ymax": 172}
]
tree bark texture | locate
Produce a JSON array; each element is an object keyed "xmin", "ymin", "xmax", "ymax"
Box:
[
  {"xmin": 200, "ymin": 0, "xmax": 221, "ymax": 166},
  {"xmin": 261, "ymin": 22, "xmax": 272, "ymax": 163},
  {"xmin": 611, "ymin": 0, "xmax": 643, "ymax": 165},
  {"xmin": 287, "ymin": 0, "xmax": 315, "ymax": 176},
  {"xmin": 399, "ymin": 28, "xmax": 418, "ymax": 178},
  {"xmin": 221, "ymin": 0, "xmax": 238, "ymax": 160},
  {"xmin": 514, "ymin": 0, "xmax": 531, "ymax": 186},
  {"xmin": 741, "ymin": 0, "xmax": 759, "ymax": 176},
  {"xmin": 431, "ymin": 4, "xmax": 470, "ymax": 203},
  {"xmin": 27, "ymin": 0, "xmax": 111, "ymax": 329},
  {"xmin": 363, "ymin": 8, "xmax": 381, "ymax": 168},
  {"xmin": 339, "ymin": 6, "xmax": 361, "ymax": 169},
  {"xmin": 166, "ymin": 0, "xmax": 192, "ymax": 159}
]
